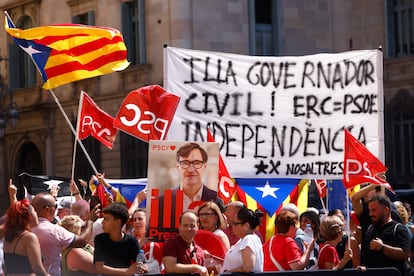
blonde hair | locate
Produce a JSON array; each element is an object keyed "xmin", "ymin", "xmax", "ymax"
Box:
[
  {"xmin": 320, "ymin": 215, "xmax": 344, "ymax": 241},
  {"xmin": 59, "ymin": 215, "xmax": 84, "ymax": 235}
]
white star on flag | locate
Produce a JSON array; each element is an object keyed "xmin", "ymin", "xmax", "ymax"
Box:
[
  {"xmin": 256, "ymin": 181, "xmax": 279, "ymax": 198},
  {"xmin": 44, "ymin": 179, "xmax": 63, "ymax": 190},
  {"xmin": 20, "ymin": 44, "xmax": 42, "ymax": 56},
  {"xmin": 20, "ymin": 45, "xmax": 43, "ymax": 73}
]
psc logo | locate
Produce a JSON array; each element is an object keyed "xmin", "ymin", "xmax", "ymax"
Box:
[
  {"xmin": 117, "ymin": 103, "xmax": 170, "ymax": 140},
  {"xmin": 152, "ymin": 144, "xmax": 177, "ymax": 151}
]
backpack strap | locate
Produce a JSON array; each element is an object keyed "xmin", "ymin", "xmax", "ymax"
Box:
[
  {"xmin": 269, "ymin": 236, "xmax": 285, "ymax": 271},
  {"xmin": 145, "ymin": 242, "xmax": 155, "ymax": 262},
  {"xmin": 393, "ymin": 223, "xmax": 402, "ymax": 237},
  {"xmin": 149, "ymin": 242, "xmax": 155, "ymax": 260},
  {"xmin": 318, "ymin": 243, "xmax": 330, "ymax": 257}
]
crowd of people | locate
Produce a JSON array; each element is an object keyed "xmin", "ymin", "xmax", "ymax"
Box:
[{"xmin": 0, "ymin": 171, "xmax": 413, "ymax": 276}]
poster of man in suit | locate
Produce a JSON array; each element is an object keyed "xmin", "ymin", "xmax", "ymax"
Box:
[{"xmin": 147, "ymin": 140, "xmax": 219, "ymax": 241}]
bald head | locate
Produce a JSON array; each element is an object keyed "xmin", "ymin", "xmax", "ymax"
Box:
[
  {"xmin": 72, "ymin": 200, "xmax": 90, "ymax": 220},
  {"xmin": 225, "ymin": 201, "xmax": 245, "ymax": 222},
  {"xmin": 32, "ymin": 192, "xmax": 56, "ymax": 220}
]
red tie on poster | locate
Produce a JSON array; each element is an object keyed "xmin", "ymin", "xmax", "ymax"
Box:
[
  {"xmin": 77, "ymin": 91, "xmax": 118, "ymax": 149},
  {"xmin": 113, "ymin": 85, "xmax": 180, "ymax": 141},
  {"xmin": 342, "ymin": 128, "xmax": 390, "ymax": 190}
]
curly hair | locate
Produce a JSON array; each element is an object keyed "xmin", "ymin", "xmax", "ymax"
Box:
[
  {"xmin": 4, "ymin": 199, "xmax": 31, "ymax": 242},
  {"xmin": 102, "ymin": 202, "xmax": 129, "ymax": 226},
  {"xmin": 59, "ymin": 215, "xmax": 84, "ymax": 235}
]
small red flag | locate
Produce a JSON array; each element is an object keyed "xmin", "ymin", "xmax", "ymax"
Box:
[
  {"xmin": 113, "ymin": 85, "xmax": 180, "ymax": 141},
  {"xmin": 92, "ymin": 182, "xmax": 108, "ymax": 208},
  {"xmin": 77, "ymin": 91, "xmax": 118, "ymax": 149},
  {"xmin": 342, "ymin": 129, "xmax": 390, "ymax": 190},
  {"xmin": 314, "ymin": 179, "xmax": 327, "ymax": 198},
  {"xmin": 207, "ymin": 129, "xmax": 235, "ymax": 204}
]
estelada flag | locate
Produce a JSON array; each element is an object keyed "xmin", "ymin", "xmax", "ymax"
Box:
[
  {"xmin": 17, "ymin": 172, "xmax": 72, "ymax": 197},
  {"xmin": 342, "ymin": 128, "xmax": 389, "ymax": 190},
  {"xmin": 114, "ymin": 85, "xmax": 180, "ymax": 141},
  {"xmin": 207, "ymin": 129, "xmax": 235, "ymax": 204},
  {"xmin": 4, "ymin": 12, "xmax": 129, "ymax": 89},
  {"xmin": 76, "ymin": 91, "xmax": 117, "ymax": 149},
  {"xmin": 235, "ymin": 178, "xmax": 309, "ymax": 242}
]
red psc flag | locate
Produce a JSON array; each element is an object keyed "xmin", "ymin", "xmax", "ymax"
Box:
[
  {"xmin": 314, "ymin": 179, "xmax": 327, "ymax": 198},
  {"xmin": 77, "ymin": 91, "xmax": 117, "ymax": 149},
  {"xmin": 207, "ymin": 129, "xmax": 235, "ymax": 204},
  {"xmin": 113, "ymin": 85, "xmax": 180, "ymax": 141},
  {"xmin": 342, "ymin": 128, "xmax": 389, "ymax": 189}
]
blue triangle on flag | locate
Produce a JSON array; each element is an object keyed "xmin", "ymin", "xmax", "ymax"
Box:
[{"xmin": 236, "ymin": 178, "xmax": 299, "ymax": 216}]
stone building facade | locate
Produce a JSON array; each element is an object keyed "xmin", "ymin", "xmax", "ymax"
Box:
[{"xmin": 0, "ymin": 0, "xmax": 412, "ymax": 212}]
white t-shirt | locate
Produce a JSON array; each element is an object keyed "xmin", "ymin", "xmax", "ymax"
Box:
[{"xmin": 221, "ymin": 233, "xmax": 263, "ymax": 273}]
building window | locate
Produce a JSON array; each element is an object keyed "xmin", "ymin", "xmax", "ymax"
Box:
[
  {"xmin": 8, "ymin": 16, "xmax": 36, "ymax": 89},
  {"xmin": 121, "ymin": 0, "xmax": 146, "ymax": 65},
  {"xmin": 249, "ymin": 0, "xmax": 278, "ymax": 56},
  {"xmin": 385, "ymin": 89, "xmax": 414, "ymax": 187},
  {"xmin": 387, "ymin": 0, "xmax": 414, "ymax": 57},
  {"xmin": 120, "ymin": 132, "xmax": 148, "ymax": 178},
  {"xmin": 74, "ymin": 136, "xmax": 101, "ymax": 182},
  {"xmin": 72, "ymin": 11, "xmax": 95, "ymax": 25}
]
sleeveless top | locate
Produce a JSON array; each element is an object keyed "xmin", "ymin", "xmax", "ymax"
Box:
[
  {"xmin": 4, "ymin": 232, "xmax": 34, "ymax": 274},
  {"xmin": 61, "ymin": 243, "xmax": 97, "ymax": 276}
]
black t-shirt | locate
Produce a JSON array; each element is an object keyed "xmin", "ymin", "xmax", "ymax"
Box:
[
  {"xmin": 361, "ymin": 220, "xmax": 411, "ymax": 274},
  {"xmin": 94, "ymin": 232, "xmax": 139, "ymax": 268},
  {"xmin": 358, "ymin": 200, "xmax": 403, "ymax": 241}
]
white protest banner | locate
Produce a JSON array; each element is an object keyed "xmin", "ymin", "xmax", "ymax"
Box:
[{"xmin": 164, "ymin": 47, "xmax": 384, "ymax": 179}]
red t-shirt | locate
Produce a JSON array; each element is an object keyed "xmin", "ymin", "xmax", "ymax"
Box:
[
  {"xmin": 317, "ymin": 243, "xmax": 340, "ymax": 269},
  {"xmin": 263, "ymin": 235, "xmax": 302, "ymax": 271}
]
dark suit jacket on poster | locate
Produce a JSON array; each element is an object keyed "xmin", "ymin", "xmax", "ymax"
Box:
[{"xmin": 154, "ymin": 185, "xmax": 218, "ymax": 237}]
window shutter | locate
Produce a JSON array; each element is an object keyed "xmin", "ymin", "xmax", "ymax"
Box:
[
  {"xmin": 137, "ymin": 0, "xmax": 146, "ymax": 64},
  {"xmin": 26, "ymin": 57, "xmax": 36, "ymax": 87},
  {"xmin": 8, "ymin": 43, "xmax": 20, "ymax": 89},
  {"xmin": 88, "ymin": 11, "xmax": 95, "ymax": 25},
  {"xmin": 386, "ymin": 0, "xmax": 396, "ymax": 57},
  {"xmin": 121, "ymin": 3, "xmax": 134, "ymax": 63}
]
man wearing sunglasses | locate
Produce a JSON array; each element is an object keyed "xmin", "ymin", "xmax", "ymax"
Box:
[{"xmin": 31, "ymin": 192, "xmax": 100, "ymax": 276}]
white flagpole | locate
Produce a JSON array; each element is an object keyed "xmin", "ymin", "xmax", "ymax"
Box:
[
  {"xmin": 71, "ymin": 91, "xmax": 86, "ymax": 183},
  {"xmin": 49, "ymin": 89, "xmax": 98, "ymax": 175}
]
